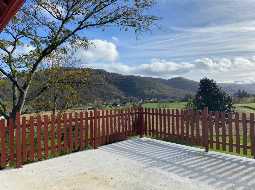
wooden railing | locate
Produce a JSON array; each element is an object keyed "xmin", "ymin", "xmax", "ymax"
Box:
[{"xmin": 1, "ymin": 107, "xmax": 255, "ymax": 169}]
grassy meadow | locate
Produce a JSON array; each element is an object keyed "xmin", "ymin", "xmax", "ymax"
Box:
[{"xmin": 143, "ymin": 101, "xmax": 255, "ymax": 113}]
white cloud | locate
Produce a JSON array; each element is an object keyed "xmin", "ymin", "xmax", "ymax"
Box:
[
  {"xmin": 78, "ymin": 39, "xmax": 119, "ymax": 63},
  {"xmin": 86, "ymin": 56, "xmax": 255, "ymax": 83}
]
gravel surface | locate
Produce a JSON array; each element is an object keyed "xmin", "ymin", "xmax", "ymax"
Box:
[{"xmin": 0, "ymin": 138, "xmax": 254, "ymax": 190}]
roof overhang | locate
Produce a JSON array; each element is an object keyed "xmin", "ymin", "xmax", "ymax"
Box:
[{"xmin": 0, "ymin": 0, "xmax": 24, "ymax": 31}]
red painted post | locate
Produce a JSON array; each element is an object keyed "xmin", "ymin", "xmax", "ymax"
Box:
[
  {"xmin": 43, "ymin": 115, "xmax": 49, "ymax": 159},
  {"xmin": 57, "ymin": 114, "xmax": 62, "ymax": 153},
  {"xmin": 139, "ymin": 106, "xmax": 144, "ymax": 138},
  {"xmin": 21, "ymin": 117, "xmax": 27, "ymax": 163},
  {"xmin": 50, "ymin": 114, "xmax": 56, "ymax": 156},
  {"xmin": 74, "ymin": 112, "xmax": 79, "ymax": 150},
  {"xmin": 68, "ymin": 113, "xmax": 73, "ymax": 152},
  {"xmin": 0, "ymin": 119, "xmax": 6, "ymax": 168},
  {"xmin": 250, "ymin": 113, "xmax": 255, "ymax": 158},
  {"xmin": 203, "ymin": 107, "xmax": 209, "ymax": 152},
  {"xmin": 37, "ymin": 115, "xmax": 42, "ymax": 161},
  {"xmin": 80, "ymin": 112, "xmax": 84, "ymax": 150},
  {"xmin": 29, "ymin": 116, "xmax": 35, "ymax": 161},
  {"xmin": 9, "ymin": 117, "xmax": 14, "ymax": 165},
  {"xmin": 16, "ymin": 113, "xmax": 22, "ymax": 168},
  {"xmin": 93, "ymin": 110, "xmax": 98, "ymax": 149},
  {"xmin": 84, "ymin": 112, "xmax": 89, "ymax": 148}
]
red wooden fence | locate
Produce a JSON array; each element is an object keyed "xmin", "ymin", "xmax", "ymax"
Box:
[
  {"xmin": 0, "ymin": 107, "xmax": 255, "ymax": 169},
  {"xmin": 0, "ymin": 108, "xmax": 140, "ymax": 168}
]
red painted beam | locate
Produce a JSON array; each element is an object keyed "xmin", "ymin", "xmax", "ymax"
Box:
[{"xmin": 0, "ymin": 0, "xmax": 24, "ymax": 31}]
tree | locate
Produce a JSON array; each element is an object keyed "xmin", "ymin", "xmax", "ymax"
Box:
[
  {"xmin": 193, "ymin": 78, "xmax": 234, "ymax": 112},
  {"xmin": 0, "ymin": 0, "xmax": 157, "ymax": 119}
]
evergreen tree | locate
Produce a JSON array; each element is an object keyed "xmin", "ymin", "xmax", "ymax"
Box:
[{"xmin": 193, "ymin": 78, "xmax": 234, "ymax": 112}]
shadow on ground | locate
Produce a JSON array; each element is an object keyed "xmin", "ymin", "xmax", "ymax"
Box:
[{"xmin": 100, "ymin": 138, "xmax": 255, "ymax": 190}]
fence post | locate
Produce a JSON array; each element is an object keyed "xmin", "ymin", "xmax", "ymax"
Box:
[
  {"xmin": 203, "ymin": 107, "xmax": 209, "ymax": 152},
  {"xmin": 139, "ymin": 106, "xmax": 144, "ymax": 138},
  {"xmin": 16, "ymin": 113, "xmax": 22, "ymax": 168}
]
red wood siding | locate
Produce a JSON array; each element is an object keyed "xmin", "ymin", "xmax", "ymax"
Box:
[{"xmin": 0, "ymin": 0, "xmax": 24, "ymax": 31}]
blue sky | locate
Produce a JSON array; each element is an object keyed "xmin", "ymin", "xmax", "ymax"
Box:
[{"xmin": 78, "ymin": 0, "xmax": 255, "ymax": 83}]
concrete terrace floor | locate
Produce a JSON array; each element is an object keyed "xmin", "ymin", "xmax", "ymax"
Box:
[{"xmin": 0, "ymin": 138, "xmax": 255, "ymax": 190}]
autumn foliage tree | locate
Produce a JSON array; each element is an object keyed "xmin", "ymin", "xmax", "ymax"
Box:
[{"xmin": 0, "ymin": 0, "xmax": 157, "ymax": 119}]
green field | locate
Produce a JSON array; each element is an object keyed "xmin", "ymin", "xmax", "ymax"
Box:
[{"xmin": 143, "ymin": 101, "xmax": 255, "ymax": 113}]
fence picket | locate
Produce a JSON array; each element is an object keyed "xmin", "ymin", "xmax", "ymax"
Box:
[
  {"xmin": 16, "ymin": 113, "xmax": 21, "ymax": 168},
  {"xmin": 21, "ymin": 117, "xmax": 27, "ymax": 163},
  {"xmin": 74, "ymin": 113, "xmax": 79, "ymax": 150},
  {"xmin": 221, "ymin": 112, "xmax": 226, "ymax": 151},
  {"xmin": 242, "ymin": 113, "xmax": 248, "ymax": 155},
  {"xmin": 51, "ymin": 115, "xmax": 56, "ymax": 156},
  {"xmin": 43, "ymin": 115, "xmax": 49, "ymax": 159},
  {"xmin": 228, "ymin": 113, "xmax": 233, "ymax": 152},
  {"xmin": 250, "ymin": 113, "xmax": 255, "ymax": 158},
  {"xmin": 36, "ymin": 115, "xmax": 42, "ymax": 161},
  {"xmin": 215, "ymin": 112, "xmax": 220, "ymax": 150},
  {"xmin": 181, "ymin": 110, "xmax": 185, "ymax": 141},
  {"xmin": 63, "ymin": 113, "xmax": 68, "ymax": 153},
  {"xmin": 0, "ymin": 119, "xmax": 6, "ymax": 168},
  {"xmin": 29, "ymin": 116, "xmax": 35, "ymax": 161},
  {"xmin": 84, "ymin": 112, "xmax": 89, "ymax": 148},
  {"xmin": 9, "ymin": 117, "xmax": 14, "ymax": 164},
  {"xmin": 235, "ymin": 113, "xmax": 240, "ymax": 154}
]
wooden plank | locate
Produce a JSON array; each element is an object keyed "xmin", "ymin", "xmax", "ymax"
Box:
[
  {"xmin": 63, "ymin": 113, "xmax": 68, "ymax": 153},
  {"xmin": 242, "ymin": 113, "xmax": 248, "ymax": 155},
  {"xmin": 176, "ymin": 109, "xmax": 180, "ymax": 137},
  {"xmin": 0, "ymin": 119, "xmax": 6, "ymax": 168},
  {"xmin": 127, "ymin": 108, "xmax": 131, "ymax": 137},
  {"xmin": 80, "ymin": 112, "xmax": 84, "ymax": 150},
  {"xmin": 250, "ymin": 113, "xmax": 255, "ymax": 157},
  {"xmin": 235, "ymin": 113, "xmax": 240, "ymax": 154},
  {"xmin": 215, "ymin": 112, "xmax": 220, "ymax": 150},
  {"xmin": 89, "ymin": 111, "xmax": 93, "ymax": 147},
  {"xmin": 172, "ymin": 109, "xmax": 175, "ymax": 138},
  {"xmin": 74, "ymin": 112, "xmax": 79, "ymax": 150},
  {"xmin": 190, "ymin": 110, "xmax": 195, "ymax": 144},
  {"xmin": 152, "ymin": 109, "xmax": 155, "ymax": 137},
  {"xmin": 102, "ymin": 110, "xmax": 106, "ymax": 145},
  {"xmin": 68, "ymin": 113, "xmax": 73, "ymax": 152},
  {"xmin": 167, "ymin": 109, "xmax": 171, "ymax": 139},
  {"xmin": 84, "ymin": 112, "xmax": 89, "ymax": 148},
  {"xmin": 117, "ymin": 109, "xmax": 121, "ymax": 140},
  {"xmin": 209, "ymin": 112, "xmax": 214, "ymax": 149},
  {"xmin": 148, "ymin": 108, "xmax": 152, "ymax": 136},
  {"xmin": 16, "ymin": 113, "xmax": 22, "ymax": 168},
  {"xmin": 155, "ymin": 109, "xmax": 159, "ymax": 138},
  {"xmin": 36, "ymin": 115, "xmax": 42, "ymax": 161},
  {"xmin": 21, "ymin": 117, "xmax": 27, "ymax": 163},
  {"xmin": 43, "ymin": 115, "xmax": 49, "ymax": 159},
  {"xmin": 163, "ymin": 109, "xmax": 167, "ymax": 139},
  {"xmin": 159, "ymin": 109, "xmax": 163, "ymax": 139},
  {"xmin": 105, "ymin": 110, "xmax": 110, "ymax": 144},
  {"xmin": 203, "ymin": 107, "xmax": 209, "ymax": 152},
  {"xmin": 57, "ymin": 114, "xmax": 62, "ymax": 153},
  {"xmin": 114, "ymin": 109, "xmax": 117, "ymax": 139},
  {"xmin": 50, "ymin": 115, "xmax": 56, "ymax": 156},
  {"xmin": 9, "ymin": 117, "xmax": 14, "ymax": 164},
  {"xmin": 185, "ymin": 110, "xmax": 190, "ymax": 142},
  {"xmin": 228, "ymin": 113, "xmax": 233, "ymax": 152},
  {"xmin": 109, "ymin": 110, "xmax": 113, "ymax": 142},
  {"xmin": 29, "ymin": 116, "xmax": 35, "ymax": 161},
  {"xmin": 181, "ymin": 110, "xmax": 185, "ymax": 141},
  {"xmin": 197, "ymin": 111, "xmax": 202, "ymax": 146},
  {"xmin": 221, "ymin": 112, "xmax": 226, "ymax": 151},
  {"xmin": 93, "ymin": 110, "xmax": 98, "ymax": 149}
]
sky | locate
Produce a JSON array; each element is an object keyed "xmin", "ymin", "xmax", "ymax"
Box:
[{"xmin": 77, "ymin": 1, "xmax": 255, "ymax": 83}]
